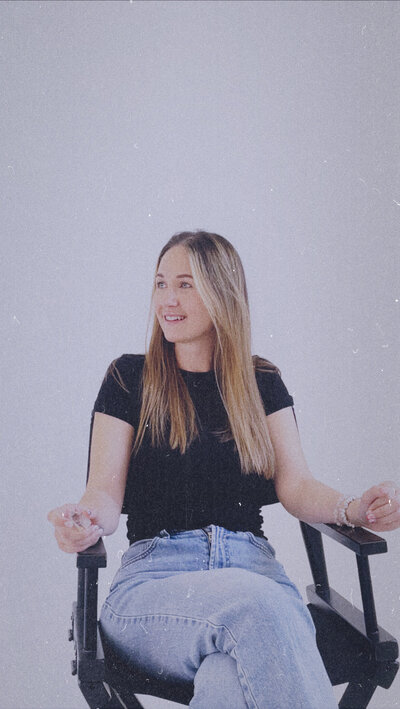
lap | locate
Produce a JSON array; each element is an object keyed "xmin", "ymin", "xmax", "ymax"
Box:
[
  {"xmin": 98, "ymin": 529, "xmax": 334, "ymax": 709},
  {"xmin": 102, "ymin": 528, "xmax": 306, "ymax": 625},
  {"xmin": 103, "ymin": 565, "xmax": 303, "ymax": 623},
  {"xmin": 100, "ymin": 529, "xmax": 313, "ymax": 677}
]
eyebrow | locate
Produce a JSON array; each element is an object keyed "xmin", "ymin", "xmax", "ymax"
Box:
[{"xmin": 156, "ymin": 273, "xmax": 193, "ymax": 279}]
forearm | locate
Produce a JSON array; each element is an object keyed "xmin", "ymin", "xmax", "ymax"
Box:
[
  {"xmin": 279, "ymin": 476, "xmax": 362, "ymax": 526},
  {"xmin": 268, "ymin": 409, "xmax": 398, "ymax": 532}
]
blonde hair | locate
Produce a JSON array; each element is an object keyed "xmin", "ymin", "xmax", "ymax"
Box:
[{"xmin": 132, "ymin": 230, "xmax": 278, "ymax": 478}]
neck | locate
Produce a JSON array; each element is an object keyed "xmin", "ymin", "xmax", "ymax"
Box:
[{"xmin": 174, "ymin": 338, "xmax": 214, "ymax": 372}]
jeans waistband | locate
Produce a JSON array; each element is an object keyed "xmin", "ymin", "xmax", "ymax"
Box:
[{"xmin": 156, "ymin": 525, "xmax": 266, "ymax": 541}]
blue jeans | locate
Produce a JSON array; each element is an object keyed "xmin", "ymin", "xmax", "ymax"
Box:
[{"xmin": 100, "ymin": 526, "xmax": 338, "ymax": 709}]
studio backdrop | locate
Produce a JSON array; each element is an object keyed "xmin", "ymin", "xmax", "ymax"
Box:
[{"xmin": 2, "ymin": 1, "xmax": 399, "ymax": 708}]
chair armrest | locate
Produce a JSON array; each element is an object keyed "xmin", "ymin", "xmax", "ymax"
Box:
[
  {"xmin": 305, "ymin": 522, "xmax": 387, "ymax": 556},
  {"xmin": 76, "ymin": 538, "xmax": 107, "ymax": 568},
  {"xmin": 300, "ymin": 521, "xmax": 397, "ymax": 658},
  {"xmin": 75, "ymin": 538, "xmax": 106, "ymax": 654}
]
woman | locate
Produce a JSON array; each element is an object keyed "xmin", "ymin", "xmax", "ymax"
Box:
[{"xmin": 49, "ymin": 231, "xmax": 399, "ymax": 709}]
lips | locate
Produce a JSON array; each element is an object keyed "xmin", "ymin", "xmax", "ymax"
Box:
[{"xmin": 164, "ymin": 315, "xmax": 186, "ymax": 322}]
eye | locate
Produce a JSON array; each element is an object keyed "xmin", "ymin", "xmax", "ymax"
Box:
[
  {"xmin": 180, "ymin": 281, "xmax": 192, "ymax": 288},
  {"xmin": 155, "ymin": 280, "xmax": 166, "ymax": 289}
]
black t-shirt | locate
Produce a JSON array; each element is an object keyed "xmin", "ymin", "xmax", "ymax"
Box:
[{"xmin": 93, "ymin": 354, "xmax": 294, "ymax": 543}]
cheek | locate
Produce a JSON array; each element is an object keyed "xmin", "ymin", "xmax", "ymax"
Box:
[
  {"xmin": 152, "ymin": 295, "xmax": 163, "ymax": 323},
  {"xmin": 155, "ymin": 307, "xmax": 164, "ymax": 324},
  {"xmin": 153, "ymin": 291, "xmax": 162, "ymax": 310},
  {"xmin": 195, "ymin": 303, "xmax": 213, "ymax": 330}
]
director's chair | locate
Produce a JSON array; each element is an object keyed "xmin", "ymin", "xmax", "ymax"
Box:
[{"xmin": 69, "ymin": 510, "xmax": 398, "ymax": 708}]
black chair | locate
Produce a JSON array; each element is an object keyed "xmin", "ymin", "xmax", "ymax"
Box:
[
  {"xmin": 69, "ymin": 410, "xmax": 398, "ymax": 708},
  {"xmin": 70, "ymin": 508, "xmax": 399, "ymax": 709}
]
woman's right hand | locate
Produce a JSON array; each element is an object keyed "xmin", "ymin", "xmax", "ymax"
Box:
[{"xmin": 47, "ymin": 503, "xmax": 104, "ymax": 553}]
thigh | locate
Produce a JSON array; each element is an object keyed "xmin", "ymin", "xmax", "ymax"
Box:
[
  {"xmin": 100, "ymin": 565, "xmax": 312, "ymax": 681},
  {"xmin": 101, "ymin": 529, "xmax": 312, "ymax": 657},
  {"xmin": 100, "ymin": 531, "xmax": 336, "ymax": 709}
]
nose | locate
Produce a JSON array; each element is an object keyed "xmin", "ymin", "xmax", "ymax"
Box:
[{"xmin": 163, "ymin": 287, "xmax": 179, "ymax": 307}]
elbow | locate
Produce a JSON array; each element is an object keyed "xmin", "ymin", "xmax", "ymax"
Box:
[
  {"xmin": 98, "ymin": 508, "xmax": 121, "ymax": 536},
  {"xmin": 103, "ymin": 518, "xmax": 120, "ymax": 536},
  {"xmin": 274, "ymin": 477, "xmax": 296, "ymax": 512},
  {"xmin": 275, "ymin": 472, "xmax": 314, "ymax": 518}
]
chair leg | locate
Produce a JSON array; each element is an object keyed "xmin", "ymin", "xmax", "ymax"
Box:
[
  {"xmin": 339, "ymin": 674, "xmax": 378, "ymax": 709},
  {"xmin": 78, "ymin": 680, "xmax": 141, "ymax": 709},
  {"xmin": 110, "ymin": 688, "xmax": 148, "ymax": 708}
]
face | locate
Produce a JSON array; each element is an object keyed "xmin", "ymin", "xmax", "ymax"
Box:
[{"xmin": 154, "ymin": 245, "xmax": 215, "ymax": 350}]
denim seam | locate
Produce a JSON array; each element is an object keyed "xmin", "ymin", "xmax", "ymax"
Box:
[
  {"xmin": 102, "ymin": 604, "xmax": 260, "ymax": 709},
  {"xmin": 120, "ymin": 537, "xmax": 160, "ymax": 568},
  {"xmin": 231, "ymin": 646, "xmax": 259, "ymax": 709},
  {"xmin": 103, "ymin": 602, "xmax": 239, "ymax": 635},
  {"xmin": 246, "ymin": 536, "xmax": 273, "ymax": 559}
]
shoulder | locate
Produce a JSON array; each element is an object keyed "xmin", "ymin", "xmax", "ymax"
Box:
[
  {"xmin": 104, "ymin": 354, "xmax": 145, "ymax": 393},
  {"xmin": 93, "ymin": 354, "xmax": 145, "ymax": 425},
  {"xmin": 253, "ymin": 354, "xmax": 280, "ymax": 375},
  {"xmin": 253, "ymin": 355, "xmax": 294, "ymax": 416}
]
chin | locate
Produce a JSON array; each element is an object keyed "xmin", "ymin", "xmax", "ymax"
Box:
[{"xmin": 161, "ymin": 331, "xmax": 179, "ymax": 344}]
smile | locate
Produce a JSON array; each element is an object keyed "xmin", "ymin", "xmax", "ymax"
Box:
[{"xmin": 164, "ymin": 315, "xmax": 186, "ymax": 322}]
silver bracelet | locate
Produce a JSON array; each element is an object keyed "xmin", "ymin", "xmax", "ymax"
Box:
[{"xmin": 334, "ymin": 495, "xmax": 357, "ymax": 528}]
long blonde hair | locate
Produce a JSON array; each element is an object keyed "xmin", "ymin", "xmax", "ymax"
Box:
[{"xmin": 134, "ymin": 231, "xmax": 277, "ymax": 478}]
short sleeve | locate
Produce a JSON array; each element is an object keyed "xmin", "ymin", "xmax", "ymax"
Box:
[
  {"xmin": 92, "ymin": 354, "xmax": 144, "ymax": 426},
  {"xmin": 256, "ymin": 369, "xmax": 294, "ymax": 416}
]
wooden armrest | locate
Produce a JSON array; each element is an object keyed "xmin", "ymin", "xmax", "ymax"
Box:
[
  {"xmin": 75, "ymin": 539, "xmax": 106, "ymax": 654},
  {"xmin": 305, "ymin": 522, "xmax": 387, "ymax": 556},
  {"xmin": 300, "ymin": 521, "xmax": 395, "ymax": 655},
  {"xmin": 76, "ymin": 538, "xmax": 107, "ymax": 568}
]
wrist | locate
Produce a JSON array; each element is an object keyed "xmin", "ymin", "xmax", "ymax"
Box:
[
  {"xmin": 334, "ymin": 494, "xmax": 360, "ymax": 527},
  {"xmin": 346, "ymin": 498, "xmax": 362, "ymax": 527}
]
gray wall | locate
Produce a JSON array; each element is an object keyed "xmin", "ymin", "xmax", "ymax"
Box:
[{"xmin": 2, "ymin": 1, "xmax": 399, "ymax": 707}]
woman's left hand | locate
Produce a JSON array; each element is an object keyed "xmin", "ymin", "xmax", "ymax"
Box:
[{"xmin": 351, "ymin": 481, "xmax": 400, "ymax": 531}]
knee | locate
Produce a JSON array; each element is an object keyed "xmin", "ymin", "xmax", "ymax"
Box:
[{"xmin": 191, "ymin": 652, "xmax": 248, "ymax": 709}]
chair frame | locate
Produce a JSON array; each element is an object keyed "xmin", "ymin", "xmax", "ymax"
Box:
[{"xmin": 70, "ymin": 519, "xmax": 398, "ymax": 709}]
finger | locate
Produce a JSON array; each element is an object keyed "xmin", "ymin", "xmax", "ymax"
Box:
[
  {"xmin": 368, "ymin": 497, "xmax": 391, "ymax": 513},
  {"xmin": 58, "ymin": 522, "xmax": 102, "ymax": 541},
  {"xmin": 360, "ymin": 485, "xmax": 384, "ymax": 509},
  {"xmin": 56, "ymin": 524, "xmax": 103, "ymax": 553},
  {"xmin": 70, "ymin": 507, "xmax": 98, "ymax": 529},
  {"xmin": 47, "ymin": 509, "xmax": 57, "ymax": 525},
  {"xmin": 70, "ymin": 525, "xmax": 103, "ymax": 552},
  {"xmin": 56, "ymin": 520, "xmax": 93, "ymax": 541},
  {"xmin": 378, "ymin": 486, "xmax": 397, "ymax": 503},
  {"xmin": 55, "ymin": 527, "xmax": 79, "ymax": 545},
  {"xmin": 47, "ymin": 507, "xmax": 67, "ymax": 525},
  {"xmin": 368, "ymin": 497, "xmax": 399, "ymax": 522},
  {"xmin": 366, "ymin": 502, "xmax": 391, "ymax": 523},
  {"xmin": 48, "ymin": 504, "xmax": 79, "ymax": 526},
  {"xmin": 74, "ymin": 504, "xmax": 95, "ymax": 518},
  {"xmin": 362, "ymin": 481, "xmax": 398, "ymax": 506},
  {"xmin": 378, "ymin": 482, "xmax": 397, "ymax": 495},
  {"xmin": 69, "ymin": 511, "xmax": 93, "ymax": 529},
  {"xmin": 368, "ymin": 489, "xmax": 400, "ymax": 514},
  {"xmin": 367, "ymin": 510, "xmax": 400, "ymax": 531}
]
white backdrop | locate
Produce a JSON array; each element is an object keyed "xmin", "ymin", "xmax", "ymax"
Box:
[{"xmin": 2, "ymin": 1, "xmax": 399, "ymax": 707}]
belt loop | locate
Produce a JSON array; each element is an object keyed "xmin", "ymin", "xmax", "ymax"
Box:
[{"xmin": 159, "ymin": 529, "xmax": 170, "ymax": 538}]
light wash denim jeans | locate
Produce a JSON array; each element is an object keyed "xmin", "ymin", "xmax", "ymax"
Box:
[{"xmin": 100, "ymin": 526, "xmax": 338, "ymax": 709}]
